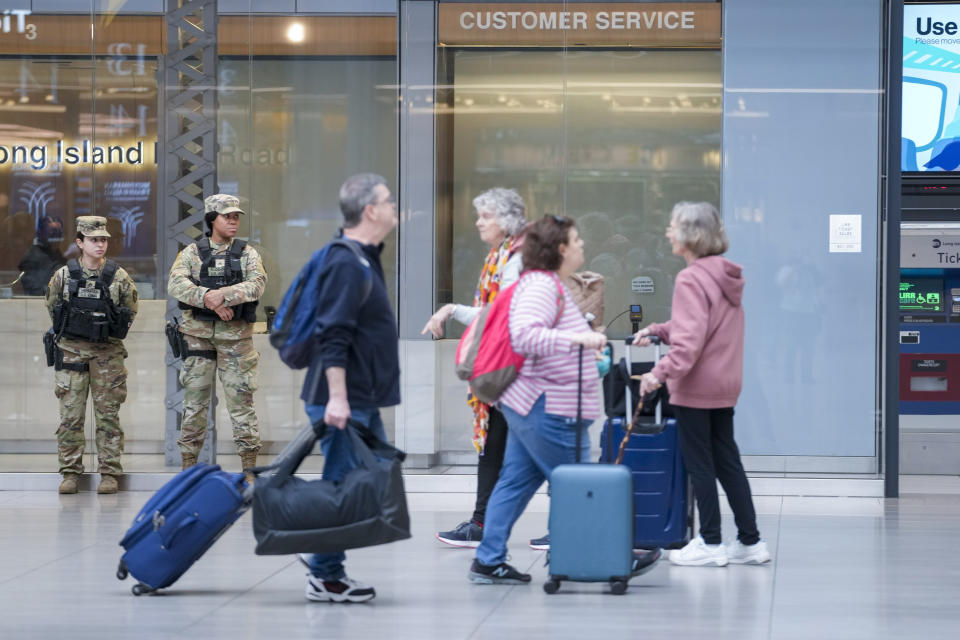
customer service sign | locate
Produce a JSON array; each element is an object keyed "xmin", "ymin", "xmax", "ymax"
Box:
[{"xmin": 438, "ymin": 3, "xmax": 721, "ymax": 47}]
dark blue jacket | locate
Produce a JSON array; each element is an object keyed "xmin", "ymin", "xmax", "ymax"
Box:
[{"xmin": 300, "ymin": 235, "xmax": 400, "ymax": 408}]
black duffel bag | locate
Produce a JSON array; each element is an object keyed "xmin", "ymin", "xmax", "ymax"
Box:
[
  {"xmin": 603, "ymin": 355, "xmax": 674, "ymax": 419},
  {"xmin": 251, "ymin": 420, "xmax": 411, "ymax": 555}
]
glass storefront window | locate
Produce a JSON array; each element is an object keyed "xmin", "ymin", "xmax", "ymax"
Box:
[
  {"xmin": 217, "ymin": 56, "xmax": 398, "ymax": 310},
  {"xmin": 0, "ymin": 56, "xmax": 160, "ymax": 297},
  {"xmin": 0, "ymin": 10, "xmax": 398, "ymax": 473},
  {"xmin": 437, "ymin": 48, "xmax": 721, "ymax": 336}
]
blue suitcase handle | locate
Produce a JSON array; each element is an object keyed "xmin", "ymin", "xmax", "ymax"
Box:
[{"xmin": 159, "ymin": 514, "xmax": 199, "ymax": 550}]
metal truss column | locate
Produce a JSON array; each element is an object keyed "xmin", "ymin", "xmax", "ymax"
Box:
[{"xmin": 161, "ymin": 0, "xmax": 219, "ymax": 467}]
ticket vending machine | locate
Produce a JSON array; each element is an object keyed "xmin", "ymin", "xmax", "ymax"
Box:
[
  {"xmin": 899, "ymin": 222, "xmax": 960, "ymax": 472},
  {"xmin": 898, "ymin": 3, "xmax": 960, "ymax": 472}
]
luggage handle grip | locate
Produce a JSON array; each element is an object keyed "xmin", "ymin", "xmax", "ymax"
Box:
[
  {"xmin": 159, "ymin": 514, "xmax": 199, "ymax": 550},
  {"xmin": 622, "ymin": 335, "xmax": 661, "ymax": 346}
]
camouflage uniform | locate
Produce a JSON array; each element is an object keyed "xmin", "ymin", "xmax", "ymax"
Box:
[
  {"xmin": 46, "ymin": 218, "xmax": 139, "ymax": 477},
  {"xmin": 167, "ymin": 195, "xmax": 267, "ymax": 459}
]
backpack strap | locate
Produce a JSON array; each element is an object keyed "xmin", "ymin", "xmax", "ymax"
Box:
[
  {"xmin": 100, "ymin": 260, "xmax": 118, "ymax": 288},
  {"xmin": 330, "ymin": 238, "xmax": 373, "ymax": 307},
  {"xmin": 549, "ymin": 272, "xmax": 565, "ymax": 327},
  {"xmin": 518, "ymin": 270, "xmax": 565, "ymax": 327}
]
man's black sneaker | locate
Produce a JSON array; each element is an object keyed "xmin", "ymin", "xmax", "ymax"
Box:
[
  {"xmin": 631, "ymin": 548, "xmax": 663, "ymax": 577},
  {"xmin": 528, "ymin": 534, "xmax": 550, "ymax": 551},
  {"xmin": 468, "ymin": 559, "xmax": 532, "ymax": 585},
  {"xmin": 437, "ymin": 520, "xmax": 483, "ymax": 548}
]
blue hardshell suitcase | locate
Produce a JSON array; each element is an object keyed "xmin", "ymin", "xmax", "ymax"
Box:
[
  {"xmin": 599, "ymin": 338, "xmax": 694, "ymax": 550},
  {"xmin": 116, "ymin": 464, "xmax": 249, "ymax": 595},
  {"xmin": 544, "ymin": 345, "xmax": 637, "ymax": 595},
  {"xmin": 600, "ymin": 416, "xmax": 693, "ymax": 549},
  {"xmin": 546, "ymin": 463, "xmax": 634, "ymax": 594}
]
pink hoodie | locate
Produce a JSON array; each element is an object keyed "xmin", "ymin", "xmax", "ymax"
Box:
[{"xmin": 648, "ymin": 255, "xmax": 745, "ymax": 409}]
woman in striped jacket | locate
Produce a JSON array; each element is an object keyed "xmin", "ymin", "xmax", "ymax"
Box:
[{"xmin": 469, "ymin": 215, "xmax": 660, "ymax": 585}]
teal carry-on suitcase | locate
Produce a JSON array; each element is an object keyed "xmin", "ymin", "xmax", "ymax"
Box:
[
  {"xmin": 546, "ymin": 463, "xmax": 635, "ymax": 593},
  {"xmin": 545, "ymin": 345, "xmax": 660, "ymax": 595}
]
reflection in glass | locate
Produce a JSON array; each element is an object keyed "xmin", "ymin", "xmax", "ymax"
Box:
[
  {"xmin": 437, "ymin": 49, "xmax": 721, "ymax": 337},
  {"xmin": 217, "ymin": 57, "xmax": 398, "ymax": 311},
  {"xmin": 0, "ymin": 57, "xmax": 159, "ymax": 297}
]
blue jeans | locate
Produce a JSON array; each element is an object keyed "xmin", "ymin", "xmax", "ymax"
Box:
[
  {"xmin": 303, "ymin": 403, "xmax": 385, "ymax": 582},
  {"xmin": 475, "ymin": 394, "xmax": 592, "ymax": 566}
]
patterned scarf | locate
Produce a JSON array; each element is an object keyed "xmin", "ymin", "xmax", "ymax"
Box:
[{"xmin": 469, "ymin": 237, "xmax": 516, "ymax": 453}]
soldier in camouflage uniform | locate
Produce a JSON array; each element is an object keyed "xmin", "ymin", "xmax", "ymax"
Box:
[
  {"xmin": 46, "ymin": 216, "xmax": 139, "ymax": 495},
  {"xmin": 168, "ymin": 194, "xmax": 267, "ymax": 472}
]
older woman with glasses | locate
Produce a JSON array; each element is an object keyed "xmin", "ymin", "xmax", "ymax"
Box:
[
  {"xmin": 634, "ymin": 201, "xmax": 770, "ymax": 567},
  {"xmin": 422, "ymin": 188, "xmax": 528, "ymax": 548}
]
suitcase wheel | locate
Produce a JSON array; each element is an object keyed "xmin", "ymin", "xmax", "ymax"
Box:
[
  {"xmin": 131, "ymin": 583, "xmax": 152, "ymax": 596},
  {"xmin": 609, "ymin": 579, "xmax": 627, "ymax": 595},
  {"xmin": 116, "ymin": 560, "xmax": 128, "ymax": 581},
  {"xmin": 543, "ymin": 578, "xmax": 561, "ymax": 595}
]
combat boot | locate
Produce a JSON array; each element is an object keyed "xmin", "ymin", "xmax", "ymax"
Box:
[
  {"xmin": 58, "ymin": 474, "xmax": 79, "ymax": 494},
  {"xmin": 240, "ymin": 451, "xmax": 258, "ymax": 484},
  {"xmin": 182, "ymin": 453, "xmax": 198, "ymax": 470},
  {"xmin": 97, "ymin": 474, "xmax": 118, "ymax": 494}
]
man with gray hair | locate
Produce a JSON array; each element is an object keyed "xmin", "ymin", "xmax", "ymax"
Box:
[{"xmin": 297, "ymin": 173, "xmax": 400, "ymax": 603}]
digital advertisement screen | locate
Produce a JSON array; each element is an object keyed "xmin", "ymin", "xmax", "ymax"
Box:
[
  {"xmin": 900, "ymin": 277, "xmax": 944, "ymax": 312},
  {"xmin": 903, "ymin": 4, "xmax": 960, "ymax": 172}
]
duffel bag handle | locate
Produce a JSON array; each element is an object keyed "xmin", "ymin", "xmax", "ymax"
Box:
[
  {"xmin": 250, "ymin": 419, "xmax": 407, "ymax": 482},
  {"xmin": 347, "ymin": 419, "xmax": 406, "ymax": 463}
]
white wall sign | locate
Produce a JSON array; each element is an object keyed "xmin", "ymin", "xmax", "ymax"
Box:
[
  {"xmin": 631, "ymin": 276, "xmax": 655, "ymax": 293},
  {"xmin": 829, "ymin": 214, "xmax": 862, "ymax": 253}
]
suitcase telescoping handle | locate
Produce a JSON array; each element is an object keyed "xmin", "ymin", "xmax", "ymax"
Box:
[{"xmin": 614, "ymin": 336, "xmax": 665, "ymax": 465}]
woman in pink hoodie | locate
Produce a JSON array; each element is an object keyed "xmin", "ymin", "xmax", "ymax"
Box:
[{"xmin": 634, "ymin": 202, "xmax": 771, "ymax": 567}]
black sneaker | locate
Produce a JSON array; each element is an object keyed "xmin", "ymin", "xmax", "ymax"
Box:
[
  {"xmin": 631, "ymin": 548, "xmax": 663, "ymax": 577},
  {"xmin": 528, "ymin": 534, "xmax": 550, "ymax": 551},
  {"xmin": 468, "ymin": 559, "xmax": 532, "ymax": 585},
  {"xmin": 437, "ymin": 520, "xmax": 483, "ymax": 548}
]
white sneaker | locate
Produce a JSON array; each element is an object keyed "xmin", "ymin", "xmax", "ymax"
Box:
[
  {"xmin": 305, "ymin": 574, "xmax": 376, "ymax": 603},
  {"xmin": 669, "ymin": 537, "xmax": 728, "ymax": 567},
  {"xmin": 726, "ymin": 539, "xmax": 771, "ymax": 564}
]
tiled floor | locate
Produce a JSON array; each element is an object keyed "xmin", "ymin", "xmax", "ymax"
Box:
[{"xmin": 1, "ymin": 484, "xmax": 959, "ymax": 639}]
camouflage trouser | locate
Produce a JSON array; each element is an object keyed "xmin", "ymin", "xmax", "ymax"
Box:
[
  {"xmin": 54, "ymin": 342, "xmax": 127, "ymax": 476},
  {"xmin": 178, "ymin": 334, "xmax": 260, "ymax": 457}
]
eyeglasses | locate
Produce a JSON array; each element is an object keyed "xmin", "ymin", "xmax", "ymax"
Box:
[{"xmin": 219, "ymin": 212, "xmax": 241, "ymax": 221}]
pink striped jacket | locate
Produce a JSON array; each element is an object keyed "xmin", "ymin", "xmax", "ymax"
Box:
[{"xmin": 499, "ymin": 271, "xmax": 603, "ymax": 420}]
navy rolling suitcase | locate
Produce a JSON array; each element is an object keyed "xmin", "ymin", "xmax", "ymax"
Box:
[
  {"xmin": 116, "ymin": 464, "xmax": 249, "ymax": 595},
  {"xmin": 545, "ymin": 346, "xmax": 649, "ymax": 595},
  {"xmin": 599, "ymin": 337, "xmax": 694, "ymax": 550}
]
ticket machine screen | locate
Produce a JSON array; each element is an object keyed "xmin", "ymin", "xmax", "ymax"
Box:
[{"xmin": 900, "ymin": 278, "xmax": 944, "ymax": 313}]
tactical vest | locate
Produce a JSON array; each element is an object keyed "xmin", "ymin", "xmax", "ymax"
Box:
[
  {"xmin": 178, "ymin": 237, "xmax": 258, "ymax": 323},
  {"xmin": 61, "ymin": 259, "xmax": 132, "ymax": 342}
]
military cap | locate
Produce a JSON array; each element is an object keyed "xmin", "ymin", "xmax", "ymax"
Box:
[
  {"xmin": 75, "ymin": 216, "xmax": 111, "ymax": 238},
  {"xmin": 204, "ymin": 194, "xmax": 245, "ymax": 215}
]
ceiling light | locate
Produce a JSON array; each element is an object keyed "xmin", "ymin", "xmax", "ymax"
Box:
[{"xmin": 286, "ymin": 23, "xmax": 305, "ymax": 43}]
